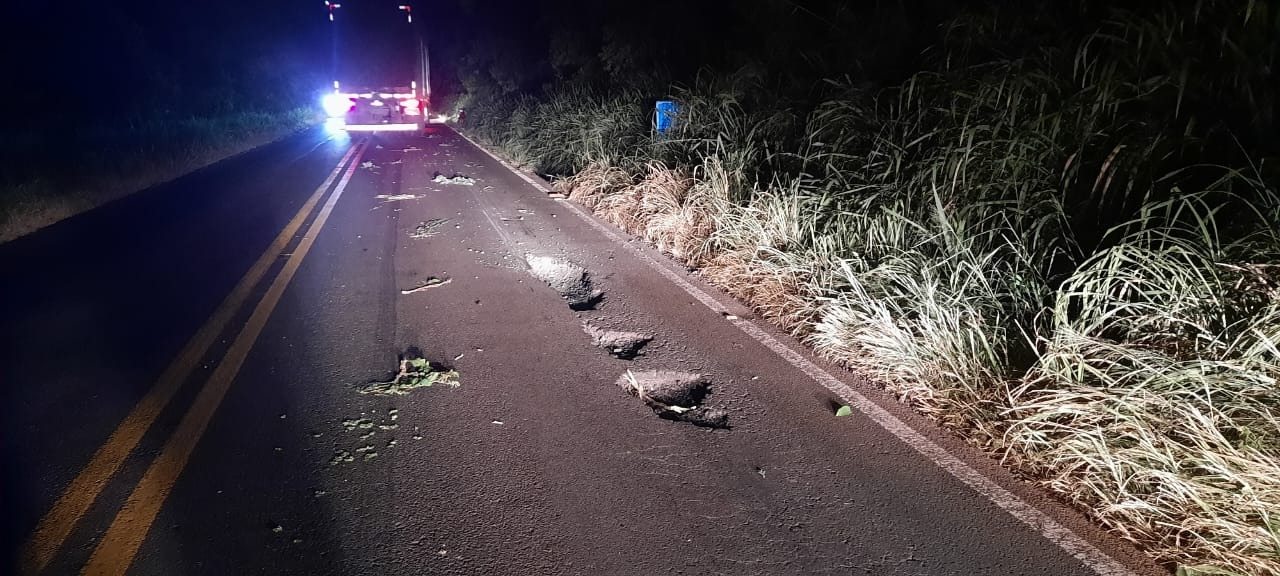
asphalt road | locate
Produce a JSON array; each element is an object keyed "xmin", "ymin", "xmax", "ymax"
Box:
[{"xmin": 1, "ymin": 125, "xmax": 1168, "ymax": 576}]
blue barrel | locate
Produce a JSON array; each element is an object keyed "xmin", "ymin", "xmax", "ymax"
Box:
[{"xmin": 655, "ymin": 100, "xmax": 678, "ymax": 134}]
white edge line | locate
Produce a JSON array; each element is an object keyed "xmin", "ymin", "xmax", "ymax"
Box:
[{"xmin": 451, "ymin": 128, "xmax": 1137, "ymax": 576}]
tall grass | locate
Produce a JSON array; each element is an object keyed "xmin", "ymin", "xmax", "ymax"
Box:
[{"xmin": 461, "ymin": 1, "xmax": 1280, "ymax": 572}]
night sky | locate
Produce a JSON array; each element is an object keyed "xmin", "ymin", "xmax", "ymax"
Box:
[{"xmin": 7, "ymin": 1, "xmax": 328, "ymax": 123}]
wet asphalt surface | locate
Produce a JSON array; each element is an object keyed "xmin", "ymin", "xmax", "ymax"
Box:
[{"xmin": 1, "ymin": 126, "xmax": 1167, "ymax": 575}]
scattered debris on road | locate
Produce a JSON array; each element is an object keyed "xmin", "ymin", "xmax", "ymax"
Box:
[
  {"xmin": 341, "ymin": 418, "xmax": 375, "ymax": 431},
  {"xmin": 410, "ymin": 219, "xmax": 449, "ymax": 238},
  {"xmin": 376, "ymin": 194, "xmax": 420, "ymax": 202},
  {"xmin": 525, "ymin": 255, "xmax": 603, "ymax": 310},
  {"xmin": 359, "ymin": 350, "xmax": 459, "ymax": 396},
  {"xmin": 618, "ymin": 370, "xmax": 729, "ymax": 428},
  {"xmin": 332, "ymin": 409, "xmax": 402, "ymax": 466},
  {"xmin": 400, "ymin": 276, "xmax": 452, "ymax": 294},
  {"xmin": 583, "ymin": 322, "xmax": 652, "ymax": 359},
  {"xmin": 433, "ymin": 173, "xmax": 475, "ymax": 186},
  {"xmin": 361, "ymin": 161, "xmax": 378, "ymax": 171}
]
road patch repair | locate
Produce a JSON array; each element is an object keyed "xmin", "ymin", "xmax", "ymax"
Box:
[
  {"xmin": 410, "ymin": 219, "xmax": 449, "ymax": 238},
  {"xmin": 525, "ymin": 255, "xmax": 603, "ymax": 310},
  {"xmin": 583, "ymin": 321, "xmax": 652, "ymax": 359},
  {"xmin": 433, "ymin": 173, "xmax": 475, "ymax": 186},
  {"xmin": 618, "ymin": 370, "xmax": 729, "ymax": 428},
  {"xmin": 359, "ymin": 349, "xmax": 459, "ymax": 396}
]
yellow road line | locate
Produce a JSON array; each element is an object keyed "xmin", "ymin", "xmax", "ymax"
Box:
[
  {"xmin": 81, "ymin": 139, "xmax": 368, "ymax": 576},
  {"xmin": 19, "ymin": 142, "xmax": 360, "ymax": 576}
]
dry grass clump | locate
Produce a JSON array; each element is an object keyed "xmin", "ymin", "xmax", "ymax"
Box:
[
  {"xmin": 557, "ymin": 161, "xmax": 633, "ymax": 209},
  {"xmin": 701, "ymin": 254, "xmax": 813, "ymax": 334},
  {"xmin": 561, "ymin": 158, "xmax": 728, "ymax": 268},
  {"xmin": 697, "ymin": 182, "xmax": 821, "ymax": 334}
]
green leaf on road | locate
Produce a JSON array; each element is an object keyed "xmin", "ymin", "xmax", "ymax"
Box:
[
  {"xmin": 835, "ymin": 405, "xmax": 853, "ymax": 417},
  {"xmin": 359, "ymin": 352, "xmax": 460, "ymax": 396}
]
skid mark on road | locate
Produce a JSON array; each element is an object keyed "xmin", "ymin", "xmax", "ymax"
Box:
[{"xmin": 453, "ymin": 128, "xmax": 1137, "ymax": 576}]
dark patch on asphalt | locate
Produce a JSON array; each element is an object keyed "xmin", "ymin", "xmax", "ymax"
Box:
[{"xmin": 618, "ymin": 370, "xmax": 730, "ymax": 429}]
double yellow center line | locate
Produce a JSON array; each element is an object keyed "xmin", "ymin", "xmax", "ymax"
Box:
[{"xmin": 21, "ymin": 138, "xmax": 369, "ymax": 576}]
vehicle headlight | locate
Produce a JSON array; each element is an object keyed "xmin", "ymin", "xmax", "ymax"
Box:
[{"xmin": 322, "ymin": 93, "xmax": 351, "ymax": 117}]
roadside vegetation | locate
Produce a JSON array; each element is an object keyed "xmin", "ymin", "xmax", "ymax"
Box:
[{"xmin": 450, "ymin": 1, "xmax": 1280, "ymax": 573}]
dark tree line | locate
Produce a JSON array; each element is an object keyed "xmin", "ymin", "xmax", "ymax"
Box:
[
  {"xmin": 426, "ymin": 0, "xmax": 967, "ymax": 106},
  {"xmin": 4, "ymin": 0, "xmax": 328, "ymax": 134}
]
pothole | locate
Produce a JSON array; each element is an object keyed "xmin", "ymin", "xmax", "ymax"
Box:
[
  {"xmin": 617, "ymin": 370, "xmax": 729, "ymax": 429},
  {"xmin": 583, "ymin": 322, "xmax": 651, "ymax": 359},
  {"xmin": 410, "ymin": 219, "xmax": 449, "ymax": 238},
  {"xmin": 525, "ymin": 255, "xmax": 603, "ymax": 310},
  {"xmin": 359, "ymin": 348, "xmax": 459, "ymax": 396},
  {"xmin": 433, "ymin": 173, "xmax": 475, "ymax": 186}
]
